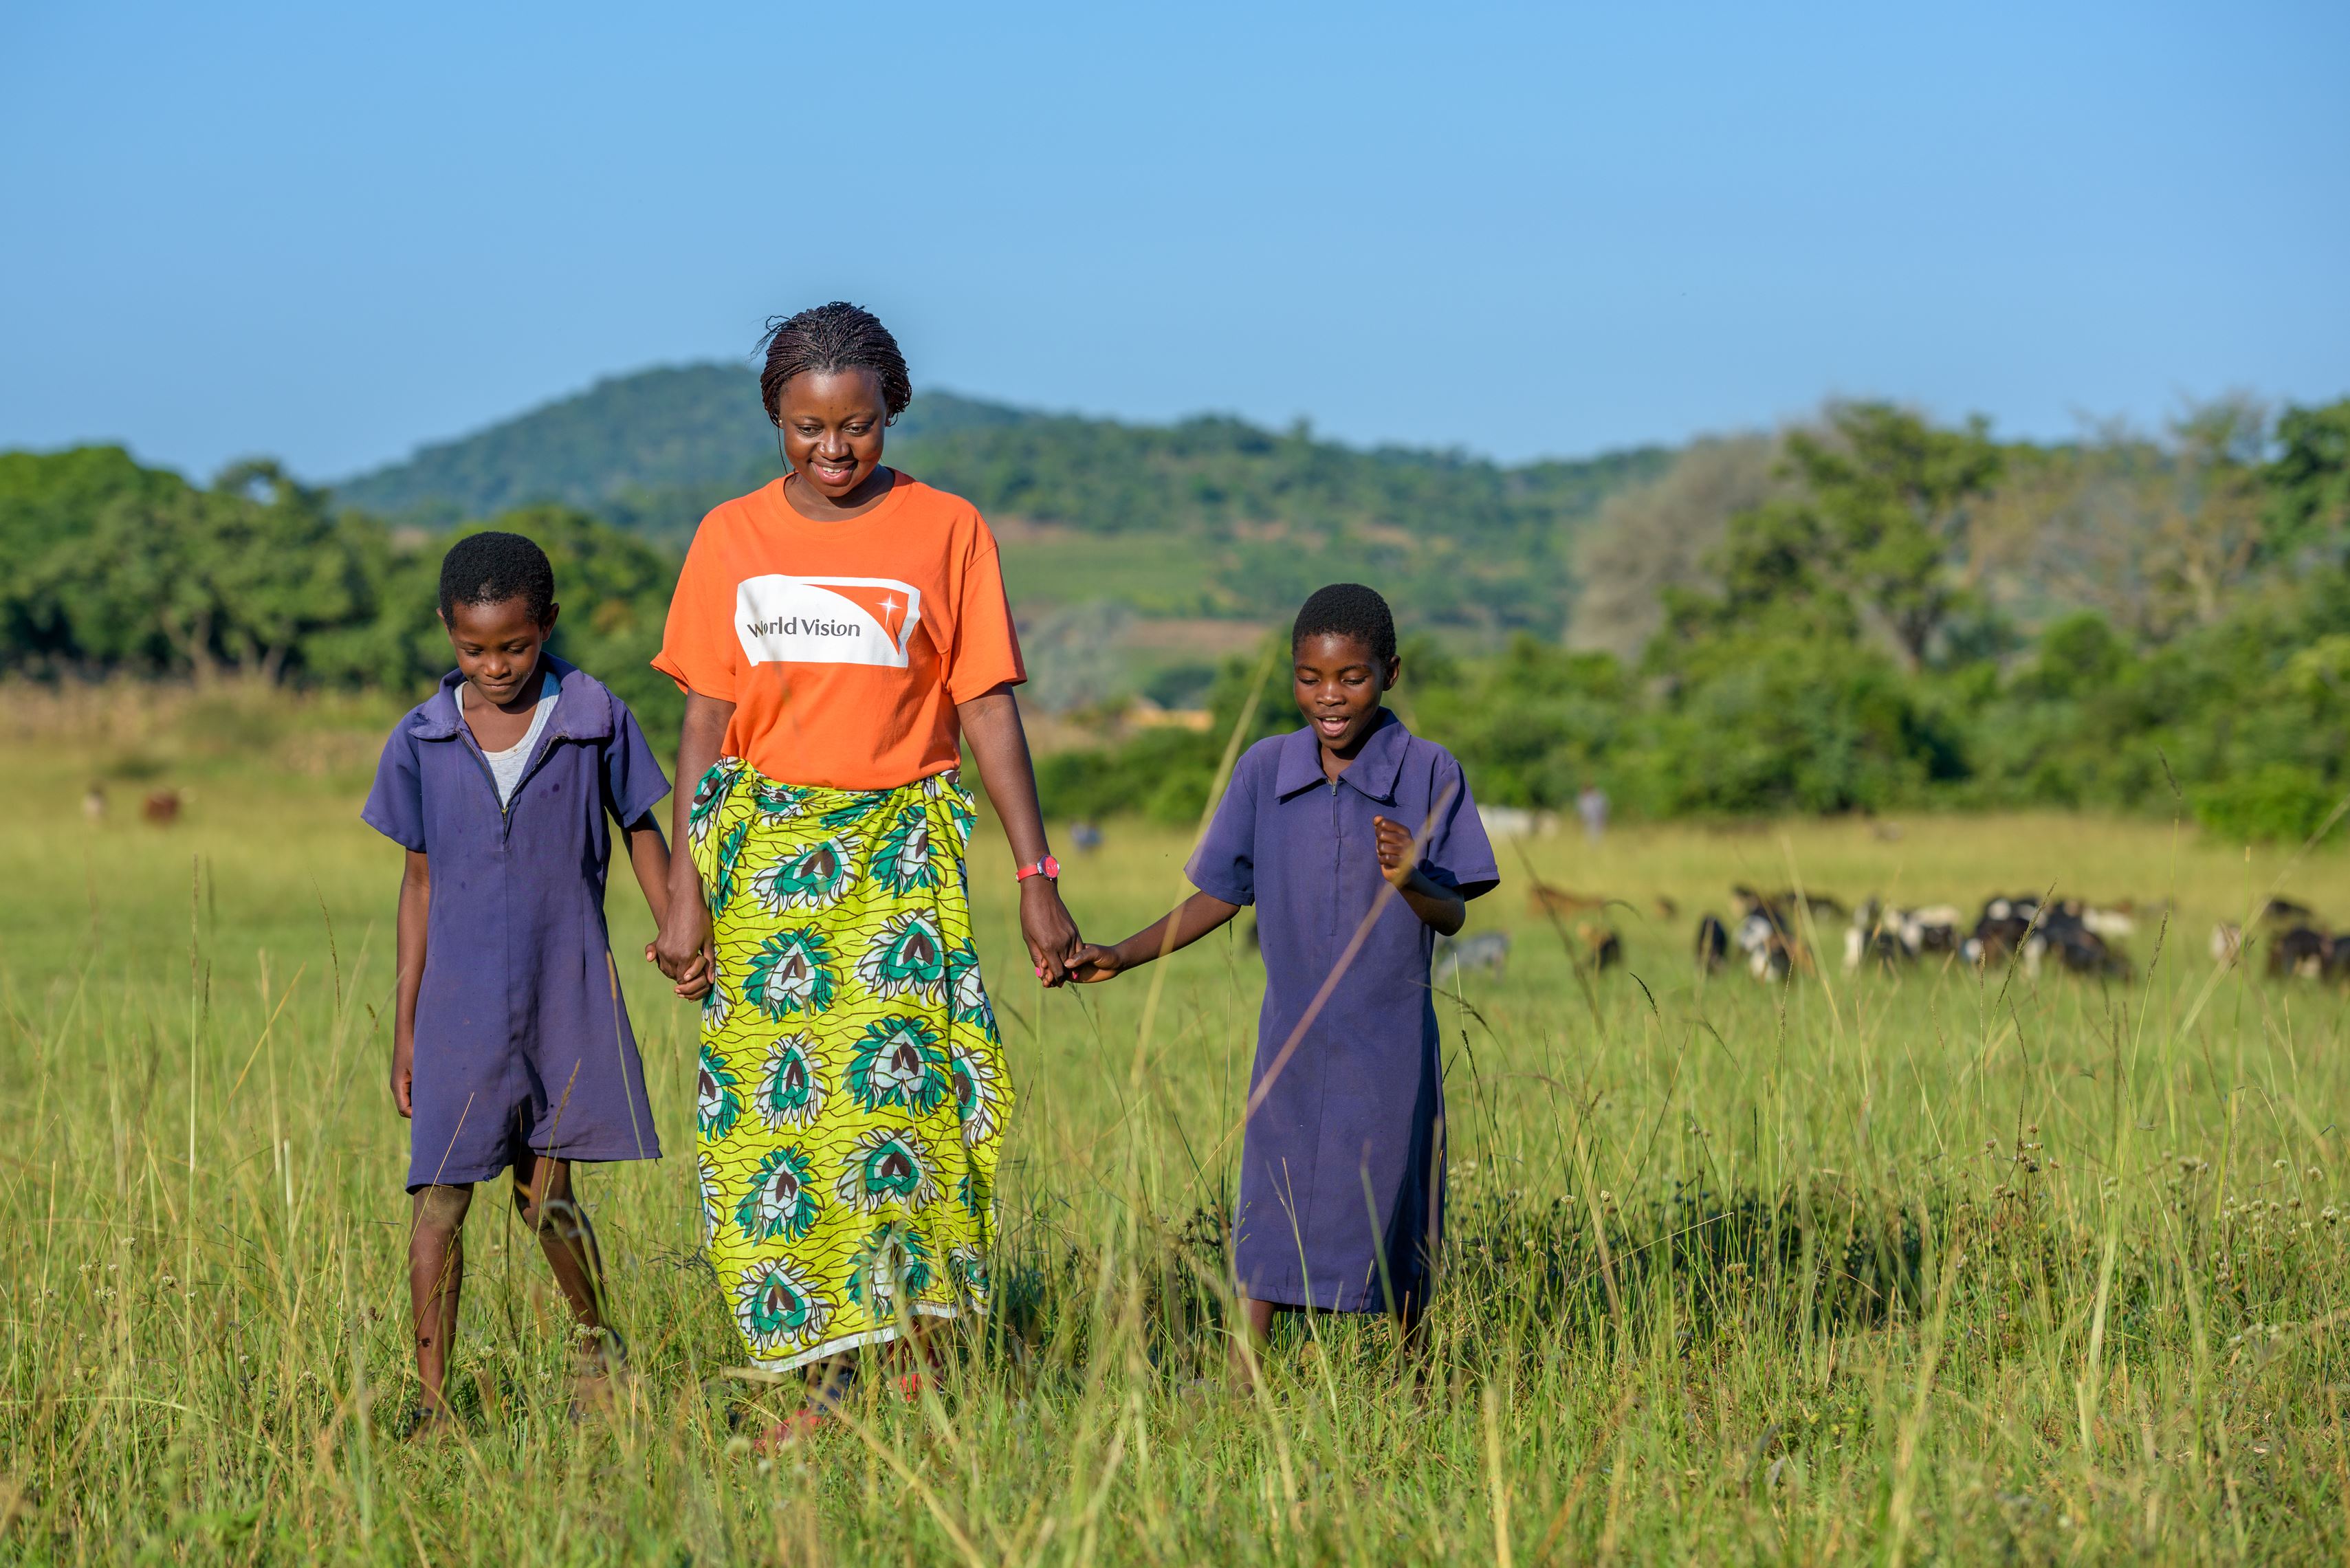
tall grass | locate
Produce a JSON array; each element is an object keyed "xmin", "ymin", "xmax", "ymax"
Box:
[{"xmin": 1, "ymin": 687, "xmax": 2346, "ymax": 1563}]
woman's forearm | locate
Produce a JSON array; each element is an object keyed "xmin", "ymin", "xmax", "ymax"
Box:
[
  {"xmin": 956, "ymin": 684, "xmax": 1083, "ymax": 982},
  {"xmin": 667, "ymin": 693, "xmax": 735, "ymax": 906},
  {"xmin": 650, "ymin": 693, "xmax": 731, "ymax": 986},
  {"xmin": 954, "ymin": 686, "xmax": 1049, "ymax": 866}
]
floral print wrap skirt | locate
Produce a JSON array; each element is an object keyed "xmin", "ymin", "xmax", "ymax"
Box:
[{"xmin": 690, "ymin": 758, "xmax": 1011, "ymax": 1371}]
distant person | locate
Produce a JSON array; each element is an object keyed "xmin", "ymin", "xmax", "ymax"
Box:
[
  {"xmin": 363, "ymin": 531, "xmax": 685, "ymax": 1438},
  {"xmin": 1577, "ymin": 780, "xmax": 1610, "ymax": 845},
  {"xmin": 648, "ymin": 302, "xmax": 1082, "ymax": 1444},
  {"xmin": 1069, "ymin": 583, "xmax": 1497, "ymax": 1382}
]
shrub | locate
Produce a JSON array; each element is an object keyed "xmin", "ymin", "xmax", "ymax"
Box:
[{"xmin": 2191, "ymin": 764, "xmax": 2346, "ymax": 846}]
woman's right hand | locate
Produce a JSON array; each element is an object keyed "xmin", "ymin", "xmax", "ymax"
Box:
[
  {"xmin": 661, "ymin": 693, "xmax": 735, "ymax": 1006},
  {"xmin": 652, "ymin": 893, "xmax": 714, "ymax": 999}
]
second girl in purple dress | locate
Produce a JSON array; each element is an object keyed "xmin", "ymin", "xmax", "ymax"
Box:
[{"xmin": 1072, "ymin": 582, "xmax": 1497, "ymax": 1376}]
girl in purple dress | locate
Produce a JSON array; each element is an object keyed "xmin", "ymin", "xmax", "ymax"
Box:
[
  {"xmin": 363, "ymin": 532, "xmax": 692, "ymax": 1434},
  {"xmin": 1071, "ymin": 584, "xmax": 1498, "ymax": 1379}
]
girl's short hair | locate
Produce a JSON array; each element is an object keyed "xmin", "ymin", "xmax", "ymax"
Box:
[
  {"xmin": 439, "ymin": 531, "xmax": 556, "ymax": 624},
  {"xmin": 758, "ymin": 302, "xmax": 912, "ymax": 425},
  {"xmin": 1292, "ymin": 583, "xmax": 1397, "ymax": 664}
]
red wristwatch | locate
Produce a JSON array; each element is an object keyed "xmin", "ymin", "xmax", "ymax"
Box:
[{"xmin": 1015, "ymin": 854, "xmax": 1061, "ymax": 883}]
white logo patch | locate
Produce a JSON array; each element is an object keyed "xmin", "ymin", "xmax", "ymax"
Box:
[{"xmin": 736, "ymin": 575, "xmax": 923, "ymax": 669}]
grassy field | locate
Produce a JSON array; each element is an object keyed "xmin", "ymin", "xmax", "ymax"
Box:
[{"xmin": 3, "ymin": 683, "xmax": 2349, "ymax": 1564}]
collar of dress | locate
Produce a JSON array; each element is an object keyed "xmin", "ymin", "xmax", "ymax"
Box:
[
  {"xmin": 404, "ymin": 656, "xmax": 610, "ymax": 744},
  {"xmin": 1272, "ymin": 707, "xmax": 1407, "ymax": 803}
]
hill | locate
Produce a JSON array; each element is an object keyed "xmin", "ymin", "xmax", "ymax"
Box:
[
  {"xmin": 333, "ymin": 364, "xmax": 1671, "ymax": 636},
  {"xmin": 332, "ymin": 365, "xmax": 1029, "ymax": 529}
]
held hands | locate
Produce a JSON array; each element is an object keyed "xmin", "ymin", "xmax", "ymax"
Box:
[
  {"xmin": 649, "ymin": 895, "xmax": 715, "ymax": 1001},
  {"xmin": 646, "ymin": 874, "xmax": 1084, "ymax": 995},
  {"xmin": 1021, "ymin": 876, "xmax": 1084, "ymax": 987},
  {"xmin": 1373, "ymin": 815, "xmax": 1422, "ymax": 890},
  {"xmin": 647, "ymin": 942, "xmax": 713, "ymax": 1000}
]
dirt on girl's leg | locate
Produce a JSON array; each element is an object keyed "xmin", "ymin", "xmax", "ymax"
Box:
[{"xmin": 408, "ymin": 1183, "xmax": 475, "ymax": 1423}]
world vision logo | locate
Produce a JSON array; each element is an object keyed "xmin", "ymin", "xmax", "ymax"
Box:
[{"xmin": 734, "ymin": 575, "xmax": 924, "ymax": 670}]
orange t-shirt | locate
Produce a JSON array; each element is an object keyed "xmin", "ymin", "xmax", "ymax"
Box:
[{"xmin": 652, "ymin": 472, "xmax": 1025, "ymax": 790}]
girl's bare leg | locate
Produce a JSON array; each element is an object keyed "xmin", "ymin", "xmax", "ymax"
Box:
[
  {"xmin": 511, "ymin": 1153, "xmax": 613, "ymax": 1365},
  {"xmin": 408, "ymin": 1183, "xmax": 475, "ymax": 1419},
  {"xmin": 1229, "ymin": 1295, "xmax": 1278, "ymax": 1390},
  {"xmin": 1227, "ymin": 1296, "xmax": 1421, "ymax": 1391},
  {"xmin": 1395, "ymin": 1294, "xmax": 1429, "ymax": 1392}
]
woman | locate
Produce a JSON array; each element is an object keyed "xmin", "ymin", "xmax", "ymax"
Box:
[{"xmin": 650, "ymin": 302, "xmax": 1079, "ymax": 1425}]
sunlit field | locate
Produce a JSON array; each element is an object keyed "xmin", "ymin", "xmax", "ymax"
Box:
[{"xmin": 3, "ymin": 683, "xmax": 2348, "ymax": 1565}]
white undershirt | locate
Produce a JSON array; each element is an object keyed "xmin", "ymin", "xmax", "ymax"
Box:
[{"xmin": 465, "ymin": 667, "xmax": 559, "ymax": 807}]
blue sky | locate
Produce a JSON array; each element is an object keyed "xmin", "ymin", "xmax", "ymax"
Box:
[{"xmin": 3, "ymin": 1, "xmax": 2344, "ymax": 481}]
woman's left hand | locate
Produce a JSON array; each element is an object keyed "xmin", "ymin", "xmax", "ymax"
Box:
[{"xmin": 1020, "ymin": 877, "xmax": 1083, "ymax": 986}]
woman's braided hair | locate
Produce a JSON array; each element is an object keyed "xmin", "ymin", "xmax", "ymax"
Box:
[{"xmin": 758, "ymin": 302, "xmax": 912, "ymax": 426}]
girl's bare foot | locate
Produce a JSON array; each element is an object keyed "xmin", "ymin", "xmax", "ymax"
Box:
[{"xmin": 569, "ymin": 1326, "xmax": 629, "ymax": 1420}]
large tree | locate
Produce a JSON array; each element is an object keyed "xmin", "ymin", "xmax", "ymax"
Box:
[
  {"xmin": 2266, "ymin": 398, "xmax": 2350, "ymax": 561},
  {"xmin": 1765, "ymin": 401, "xmax": 2003, "ymax": 670}
]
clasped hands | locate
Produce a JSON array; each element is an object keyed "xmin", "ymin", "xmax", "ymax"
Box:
[
  {"xmin": 1064, "ymin": 816, "xmax": 1429, "ymax": 984},
  {"xmin": 644, "ymin": 869, "xmax": 1092, "ymax": 995},
  {"xmin": 645, "ymin": 821, "xmax": 1427, "ymax": 997}
]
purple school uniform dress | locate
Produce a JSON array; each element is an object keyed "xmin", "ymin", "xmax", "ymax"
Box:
[
  {"xmin": 362, "ymin": 659, "xmax": 670, "ymax": 1190},
  {"xmin": 1187, "ymin": 709, "xmax": 1498, "ymax": 1312}
]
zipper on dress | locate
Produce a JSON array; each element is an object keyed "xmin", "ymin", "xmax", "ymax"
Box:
[
  {"xmin": 454, "ymin": 726, "xmax": 507, "ymax": 820},
  {"xmin": 498, "ymin": 723, "xmax": 569, "ymax": 839},
  {"xmin": 459, "ymin": 677, "xmax": 564, "ymax": 838}
]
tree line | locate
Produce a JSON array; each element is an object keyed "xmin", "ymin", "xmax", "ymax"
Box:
[
  {"xmin": 1040, "ymin": 397, "xmax": 2350, "ymax": 841},
  {"xmin": 0, "ymin": 445, "xmax": 685, "ymax": 737},
  {"xmin": 7, "ymin": 392, "xmax": 2347, "ymax": 835}
]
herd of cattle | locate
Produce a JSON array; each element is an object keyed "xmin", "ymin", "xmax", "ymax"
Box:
[
  {"xmin": 1427, "ymin": 882, "xmax": 2350, "ymax": 986},
  {"xmin": 1695, "ymin": 887, "xmax": 2141, "ymax": 981}
]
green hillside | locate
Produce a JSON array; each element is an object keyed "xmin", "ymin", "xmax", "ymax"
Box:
[
  {"xmin": 333, "ymin": 364, "xmax": 1669, "ymax": 636},
  {"xmin": 332, "ymin": 365, "xmax": 1027, "ymax": 530}
]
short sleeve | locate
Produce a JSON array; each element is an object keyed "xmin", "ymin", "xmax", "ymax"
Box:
[
  {"xmin": 1421, "ymin": 754, "xmax": 1500, "ymax": 901},
  {"xmin": 1185, "ymin": 749, "xmax": 1261, "ymax": 907},
  {"xmin": 651, "ymin": 518, "xmax": 740, "ymax": 700},
  {"xmin": 602, "ymin": 697, "xmax": 673, "ymax": 827},
  {"xmin": 943, "ymin": 539, "xmax": 1026, "ymax": 703},
  {"xmin": 360, "ymin": 725, "xmax": 427, "ymax": 852}
]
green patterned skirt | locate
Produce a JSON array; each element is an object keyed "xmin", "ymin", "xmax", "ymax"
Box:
[{"xmin": 688, "ymin": 758, "xmax": 1011, "ymax": 1371}]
